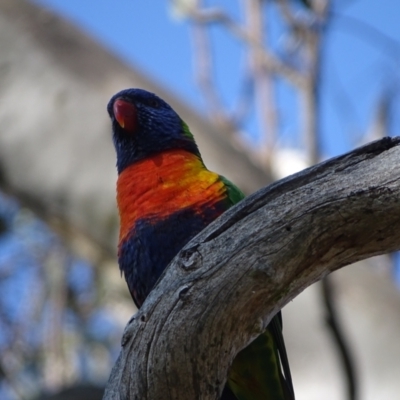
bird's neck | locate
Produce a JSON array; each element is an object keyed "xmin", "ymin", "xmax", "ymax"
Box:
[{"xmin": 116, "ymin": 149, "xmax": 223, "ymax": 243}]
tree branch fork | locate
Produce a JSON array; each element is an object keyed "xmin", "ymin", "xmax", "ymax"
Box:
[{"xmin": 104, "ymin": 137, "xmax": 400, "ymax": 400}]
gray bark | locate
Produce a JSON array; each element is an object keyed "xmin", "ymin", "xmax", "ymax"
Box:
[{"xmin": 103, "ymin": 137, "xmax": 400, "ymax": 399}]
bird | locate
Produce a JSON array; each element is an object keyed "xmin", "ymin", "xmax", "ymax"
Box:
[{"xmin": 107, "ymin": 88, "xmax": 295, "ymax": 400}]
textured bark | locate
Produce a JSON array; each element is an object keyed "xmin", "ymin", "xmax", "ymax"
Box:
[{"xmin": 103, "ymin": 137, "xmax": 400, "ymax": 399}]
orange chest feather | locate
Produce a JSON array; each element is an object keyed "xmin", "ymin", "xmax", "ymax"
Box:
[{"xmin": 116, "ymin": 150, "xmax": 225, "ymax": 242}]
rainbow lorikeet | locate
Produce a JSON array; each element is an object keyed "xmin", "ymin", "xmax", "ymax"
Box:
[{"xmin": 107, "ymin": 88, "xmax": 295, "ymax": 400}]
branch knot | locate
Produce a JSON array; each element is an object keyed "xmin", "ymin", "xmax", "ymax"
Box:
[{"xmin": 178, "ymin": 245, "xmax": 202, "ymax": 270}]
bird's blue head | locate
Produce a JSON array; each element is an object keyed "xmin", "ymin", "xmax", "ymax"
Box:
[{"xmin": 107, "ymin": 88, "xmax": 200, "ymax": 173}]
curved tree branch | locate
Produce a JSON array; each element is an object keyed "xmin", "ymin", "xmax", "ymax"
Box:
[{"xmin": 104, "ymin": 137, "xmax": 400, "ymax": 400}]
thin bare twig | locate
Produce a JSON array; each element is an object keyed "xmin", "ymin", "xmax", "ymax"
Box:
[
  {"xmin": 187, "ymin": 5, "xmax": 306, "ymax": 87},
  {"xmin": 279, "ymin": 1, "xmax": 359, "ymax": 399},
  {"xmin": 322, "ymin": 277, "xmax": 358, "ymax": 400},
  {"xmin": 191, "ymin": 0, "xmax": 231, "ymax": 127},
  {"xmin": 242, "ymin": 0, "xmax": 278, "ymax": 164}
]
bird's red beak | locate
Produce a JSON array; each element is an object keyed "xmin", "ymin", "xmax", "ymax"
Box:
[{"xmin": 113, "ymin": 98, "xmax": 138, "ymax": 133}]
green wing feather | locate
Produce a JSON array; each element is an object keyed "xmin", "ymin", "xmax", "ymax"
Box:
[
  {"xmin": 227, "ymin": 315, "xmax": 294, "ymax": 400},
  {"xmin": 219, "ymin": 175, "xmax": 246, "ymax": 205}
]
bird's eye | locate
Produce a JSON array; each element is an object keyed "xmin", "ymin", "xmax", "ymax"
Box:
[{"xmin": 148, "ymin": 99, "xmax": 160, "ymax": 108}]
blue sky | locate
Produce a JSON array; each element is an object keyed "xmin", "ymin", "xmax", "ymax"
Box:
[{"xmin": 29, "ymin": 0, "xmax": 400, "ymax": 157}]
